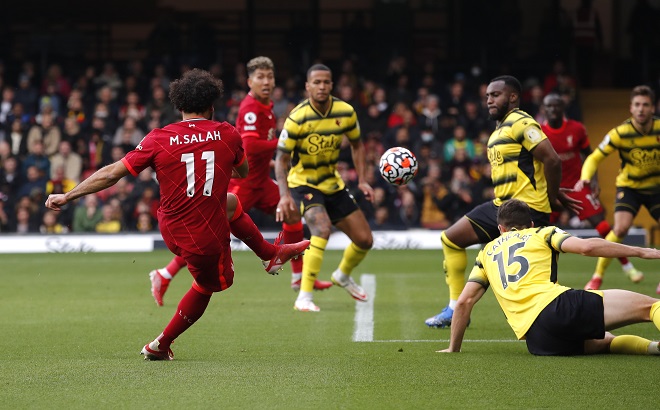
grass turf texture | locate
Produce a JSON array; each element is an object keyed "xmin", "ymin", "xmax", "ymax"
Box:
[{"xmin": 1, "ymin": 249, "xmax": 658, "ymax": 409}]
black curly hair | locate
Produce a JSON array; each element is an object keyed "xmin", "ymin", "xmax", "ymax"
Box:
[{"xmin": 169, "ymin": 68, "xmax": 224, "ymax": 114}]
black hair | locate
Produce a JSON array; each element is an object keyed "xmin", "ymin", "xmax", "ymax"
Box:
[
  {"xmin": 169, "ymin": 68, "xmax": 224, "ymax": 114},
  {"xmin": 490, "ymin": 75, "xmax": 522, "ymax": 97},
  {"xmin": 497, "ymin": 199, "xmax": 533, "ymax": 230}
]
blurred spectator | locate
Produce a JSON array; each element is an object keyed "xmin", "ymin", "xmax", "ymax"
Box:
[
  {"xmin": 95, "ymin": 204, "xmax": 122, "ymax": 233},
  {"xmin": 12, "ymin": 204, "xmax": 39, "ymax": 233},
  {"xmin": 113, "ymin": 117, "xmax": 145, "ymax": 149},
  {"xmin": 443, "ymin": 125, "xmax": 475, "ymax": 163},
  {"xmin": 360, "ymin": 104, "xmax": 387, "ymax": 140},
  {"xmin": 27, "ymin": 112, "xmax": 61, "ymax": 156},
  {"xmin": 271, "ymin": 86, "xmax": 289, "ymax": 119},
  {"xmin": 7, "ymin": 118, "xmax": 28, "ymax": 158},
  {"xmin": 0, "ymin": 194, "xmax": 9, "ymax": 231},
  {"xmin": 21, "ymin": 141, "xmax": 50, "ymax": 179},
  {"xmin": 435, "ymin": 166, "xmax": 474, "ymax": 223},
  {"xmin": 419, "ymin": 160, "xmax": 451, "ymax": 229},
  {"xmin": 397, "ymin": 186, "xmax": 420, "ymax": 228},
  {"xmin": 417, "ymin": 94, "xmax": 442, "ymax": 139},
  {"xmin": 17, "ymin": 165, "xmax": 47, "ymax": 199},
  {"xmin": 40, "ymin": 64, "xmax": 71, "ymax": 100},
  {"xmin": 96, "ymin": 85, "xmax": 120, "ymax": 124},
  {"xmin": 107, "ymin": 177, "xmax": 134, "ymax": 227},
  {"xmin": 72, "ymin": 194, "xmax": 102, "ymax": 232},
  {"xmin": 46, "ymin": 165, "xmax": 76, "ymax": 195},
  {"xmin": 118, "ymin": 91, "xmax": 146, "ymax": 124},
  {"xmin": 94, "ymin": 62, "xmax": 123, "ymax": 96},
  {"xmin": 0, "ymin": 86, "xmax": 15, "ymax": 126},
  {"xmin": 0, "ymin": 156, "xmax": 21, "ymax": 203},
  {"xmin": 145, "ymin": 85, "xmax": 177, "ymax": 125},
  {"xmin": 39, "ymin": 83, "xmax": 63, "ymax": 118},
  {"xmin": 40, "ymin": 209, "xmax": 68, "ymax": 234},
  {"xmin": 13, "ymin": 74, "xmax": 39, "ymax": 114},
  {"xmin": 459, "ymin": 100, "xmax": 490, "ymax": 140},
  {"xmin": 445, "ymin": 80, "xmax": 467, "ymax": 117},
  {"xmin": 135, "ymin": 211, "xmax": 156, "ymax": 232},
  {"xmin": 521, "ymin": 83, "xmax": 545, "ymax": 121},
  {"xmin": 65, "ymin": 92, "xmax": 88, "ymax": 129},
  {"xmin": 50, "ymin": 140, "xmax": 82, "ymax": 183}
]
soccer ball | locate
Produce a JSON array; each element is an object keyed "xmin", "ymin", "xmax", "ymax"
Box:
[{"xmin": 379, "ymin": 147, "xmax": 418, "ymax": 185}]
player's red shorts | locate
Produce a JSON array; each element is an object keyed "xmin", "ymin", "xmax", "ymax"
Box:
[
  {"xmin": 160, "ymin": 223, "xmax": 234, "ymax": 293},
  {"xmin": 550, "ymin": 185, "xmax": 603, "ymax": 223},
  {"xmin": 228, "ymin": 179, "xmax": 280, "ymax": 215}
]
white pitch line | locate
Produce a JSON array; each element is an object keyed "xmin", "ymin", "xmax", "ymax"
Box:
[{"xmin": 352, "ymin": 274, "xmax": 376, "ymax": 342}]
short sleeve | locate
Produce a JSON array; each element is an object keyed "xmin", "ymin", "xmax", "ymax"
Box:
[
  {"xmin": 278, "ymin": 117, "xmax": 299, "ymax": 153},
  {"xmin": 467, "ymin": 250, "xmax": 490, "ymax": 289},
  {"xmin": 345, "ymin": 110, "xmax": 361, "ymax": 142},
  {"xmin": 122, "ymin": 134, "xmax": 154, "ymax": 176},
  {"xmin": 515, "ymin": 121, "xmax": 546, "ymax": 152}
]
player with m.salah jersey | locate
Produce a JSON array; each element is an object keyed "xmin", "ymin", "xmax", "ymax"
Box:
[
  {"xmin": 123, "ymin": 118, "xmax": 244, "ymax": 256},
  {"xmin": 541, "ymin": 93, "xmax": 639, "ymax": 290},
  {"xmin": 146, "ymin": 57, "xmax": 331, "ymax": 307}
]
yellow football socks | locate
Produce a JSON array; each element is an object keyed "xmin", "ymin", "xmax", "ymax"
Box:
[
  {"xmin": 610, "ymin": 335, "xmax": 654, "ymax": 355},
  {"xmin": 338, "ymin": 242, "xmax": 369, "ymax": 276},
  {"xmin": 441, "ymin": 232, "xmax": 467, "ymax": 301},
  {"xmin": 594, "ymin": 231, "xmax": 623, "ymax": 277},
  {"xmin": 301, "ymin": 236, "xmax": 327, "ymax": 293}
]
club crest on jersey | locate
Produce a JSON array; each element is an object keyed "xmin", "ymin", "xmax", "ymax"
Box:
[
  {"xmin": 304, "ymin": 193, "xmax": 313, "ymax": 201},
  {"xmin": 244, "ymin": 112, "xmax": 257, "ymax": 124}
]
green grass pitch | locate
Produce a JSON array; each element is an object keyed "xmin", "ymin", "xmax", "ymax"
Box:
[{"xmin": 1, "ymin": 249, "xmax": 658, "ymax": 409}]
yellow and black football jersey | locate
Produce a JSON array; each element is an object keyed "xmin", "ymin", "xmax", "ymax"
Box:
[
  {"xmin": 581, "ymin": 118, "xmax": 660, "ymax": 192},
  {"xmin": 468, "ymin": 226, "xmax": 572, "ymax": 339},
  {"xmin": 278, "ymin": 96, "xmax": 360, "ymax": 195},
  {"xmin": 487, "ymin": 109, "xmax": 552, "ymax": 213}
]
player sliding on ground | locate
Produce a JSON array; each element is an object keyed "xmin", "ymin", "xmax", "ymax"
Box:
[{"xmin": 438, "ymin": 199, "xmax": 660, "ymax": 356}]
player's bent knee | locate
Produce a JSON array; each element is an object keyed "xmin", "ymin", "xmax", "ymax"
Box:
[{"xmin": 583, "ymin": 332, "xmax": 615, "ymax": 355}]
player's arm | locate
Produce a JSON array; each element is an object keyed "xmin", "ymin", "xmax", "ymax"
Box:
[
  {"xmin": 243, "ymin": 136, "xmax": 278, "ymax": 155},
  {"xmin": 579, "ymin": 145, "xmax": 601, "ymax": 196},
  {"xmin": 532, "ymin": 139, "xmax": 581, "ymax": 213},
  {"xmin": 560, "ymin": 236, "xmax": 660, "ymax": 259},
  {"xmin": 348, "ymin": 138, "xmax": 374, "ymax": 203},
  {"xmin": 234, "ymin": 155, "xmax": 249, "ymax": 179},
  {"xmin": 437, "ymin": 281, "xmax": 486, "ymax": 353},
  {"xmin": 576, "ymin": 132, "xmax": 615, "ymax": 191},
  {"xmin": 45, "ymin": 160, "xmax": 130, "ymax": 210},
  {"xmin": 274, "ymin": 148, "xmax": 295, "ymax": 222}
]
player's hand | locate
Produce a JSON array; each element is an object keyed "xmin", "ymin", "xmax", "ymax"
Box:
[
  {"xmin": 45, "ymin": 194, "xmax": 68, "ymax": 211},
  {"xmin": 556, "ymin": 188, "xmax": 582, "ymax": 214},
  {"xmin": 573, "ymin": 179, "xmax": 589, "ymax": 192},
  {"xmin": 639, "ymin": 247, "xmax": 660, "ymax": 259},
  {"xmin": 358, "ymin": 181, "xmax": 375, "ymax": 203},
  {"xmin": 275, "ymin": 195, "xmax": 296, "ymax": 223}
]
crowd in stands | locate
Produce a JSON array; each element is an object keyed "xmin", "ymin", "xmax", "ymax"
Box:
[{"xmin": 0, "ymin": 56, "xmax": 585, "ymax": 234}]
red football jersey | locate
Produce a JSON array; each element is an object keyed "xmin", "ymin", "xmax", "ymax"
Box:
[
  {"xmin": 233, "ymin": 92, "xmax": 278, "ymax": 187},
  {"xmin": 122, "ymin": 118, "xmax": 245, "ymax": 255},
  {"xmin": 541, "ymin": 118, "xmax": 590, "ymax": 188}
]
